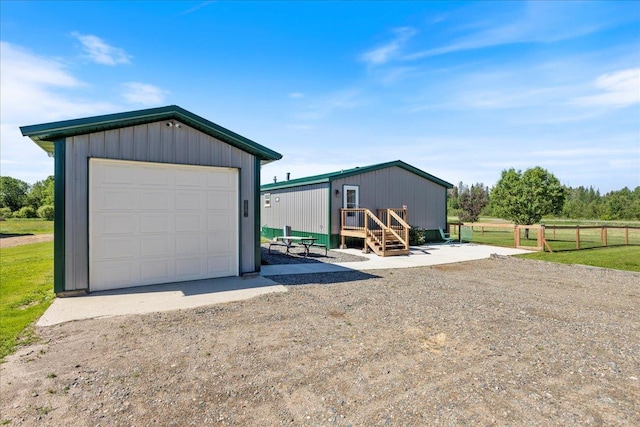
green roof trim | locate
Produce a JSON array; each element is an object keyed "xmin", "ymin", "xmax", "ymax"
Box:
[
  {"xmin": 261, "ymin": 160, "xmax": 453, "ymax": 191},
  {"xmin": 20, "ymin": 105, "xmax": 282, "ymax": 162}
]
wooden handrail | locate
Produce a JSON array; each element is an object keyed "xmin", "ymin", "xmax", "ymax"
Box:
[
  {"xmin": 366, "ymin": 210, "xmax": 386, "ymax": 229},
  {"xmin": 388, "ymin": 209, "xmax": 410, "ymax": 245},
  {"xmin": 340, "ymin": 208, "xmax": 410, "ymax": 255}
]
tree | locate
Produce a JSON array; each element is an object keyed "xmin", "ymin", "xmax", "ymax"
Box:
[
  {"xmin": 0, "ymin": 176, "xmax": 30, "ymax": 212},
  {"xmin": 26, "ymin": 175, "xmax": 54, "ymax": 210},
  {"xmin": 458, "ymin": 183, "xmax": 489, "ymax": 222},
  {"xmin": 490, "ymin": 167, "xmax": 565, "ymax": 237}
]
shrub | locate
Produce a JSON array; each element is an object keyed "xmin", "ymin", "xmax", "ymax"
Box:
[
  {"xmin": 409, "ymin": 225, "xmax": 426, "ymax": 246},
  {"xmin": 0, "ymin": 207, "xmax": 12, "ymax": 219},
  {"xmin": 14, "ymin": 206, "xmax": 37, "ymax": 219},
  {"xmin": 37, "ymin": 205, "xmax": 55, "ymax": 221}
]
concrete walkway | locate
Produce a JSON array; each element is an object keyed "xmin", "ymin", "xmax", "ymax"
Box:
[
  {"xmin": 260, "ymin": 243, "xmax": 532, "ymax": 275},
  {"xmin": 38, "ymin": 243, "xmax": 531, "ymax": 326}
]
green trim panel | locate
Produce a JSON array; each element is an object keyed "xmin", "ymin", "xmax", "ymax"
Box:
[
  {"xmin": 53, "ymin": 138, "xmax": 65, "ymax": 293},
  {"xmin": 20, "ymin": 105, "xmax": 282, "ymax": 162},
  {"xmin": 261, "ymin": 227, "xmax": 330, "ymax": 247},
  {"xmin": 261, "ymin": 159, "xmax": 453, "ymax": 191}
]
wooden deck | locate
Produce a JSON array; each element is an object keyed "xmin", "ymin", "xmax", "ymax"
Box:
[{"xmin": 340, "ymin": 208, "xmax": 410, "ymax": 256}]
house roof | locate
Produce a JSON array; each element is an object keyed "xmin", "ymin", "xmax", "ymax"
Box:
[
  {"xmin": 20, "ymin": 105, "xmax": 283, "ymax": 162},
  {"xmin": 261, "ymin": 160, "xmax": 453, "ymax": 191}
]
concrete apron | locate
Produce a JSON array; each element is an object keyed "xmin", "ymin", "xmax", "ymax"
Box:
[
  {"xmin": 37, "ymin": 275, "xmax": 286, "ymax": 327},
  {"xmin": 38, "ymin": 244, "xmax": 531, "ymax": 327}
]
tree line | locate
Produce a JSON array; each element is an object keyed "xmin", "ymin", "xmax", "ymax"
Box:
[
  {"xmin": 448, "ymin": 167, "xmax": 640, "ymax": 223},
  {"xmin": 0, "ymin": 176, "xmax": 54, "ymax": 220},
  {"xmin": 2, "ymin": 168, "xmax": 638, "ymax": 224}
]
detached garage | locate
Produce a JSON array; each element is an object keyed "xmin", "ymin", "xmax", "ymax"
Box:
[{"xmin": 21, "ymin": 105, "xmax": 282, "ymax": 294}]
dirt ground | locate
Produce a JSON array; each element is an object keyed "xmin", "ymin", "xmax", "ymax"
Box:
[
  {"xmin": 0, "ymin": 234, "xmax": 53, "ymax": 249},
  {"xmin": 1, "ymin": 257, "xmax": 639, "ymax": 426}
]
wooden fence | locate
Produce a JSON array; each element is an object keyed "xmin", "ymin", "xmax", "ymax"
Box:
[{"xmin": 447, "ymin": 222, "xmax": 640, "ymax": 252}]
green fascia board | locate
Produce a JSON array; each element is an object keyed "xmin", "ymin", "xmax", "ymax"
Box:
[
  {"xmin": 20, "ymin": 105, "xmax": 283, "ymax": 162},
  {"xmin": 261, "ymin": 160, "xmax": 453, "ymax": 191}
]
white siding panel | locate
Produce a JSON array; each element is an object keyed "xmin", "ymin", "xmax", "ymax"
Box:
[{"xmin": 89, "ymin": 159, "xmax": 239, "ymax": 291}]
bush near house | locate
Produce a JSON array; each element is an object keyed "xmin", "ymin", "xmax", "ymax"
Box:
[
  {"xmin": 37, "ymin": 205, "xmax": 55, "ymax": 221},
  {"xmin": 14, "ymin": 206, "xmax": 37, "ymax": 219}
]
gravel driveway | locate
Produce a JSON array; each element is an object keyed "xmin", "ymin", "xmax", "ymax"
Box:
[{"xmin": 1, "ymin": 257, "xmax": 639, "ymax": 426}]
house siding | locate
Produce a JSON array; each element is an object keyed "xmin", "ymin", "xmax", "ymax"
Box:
[
  {"xmin": 64, "ymin": 121, "xmax": 257, "ymax": 291},
  {"xmin": 260, "ymin": 183, "xmax": 330, "ymax": 244},
  {"xmin": 330, "ymin": 166, "xmax": 447, "ymax": 234}
]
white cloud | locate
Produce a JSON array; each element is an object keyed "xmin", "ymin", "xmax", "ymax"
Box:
[
  {"xmin": 121, "ymin": 82, "xmax": 169, "ymax": 106},
  {"xmin": 288, "ymin": 92, "xmax": 305, "ymax": 99},
  {"xmin": 72, "ymin": 32, "xmax": 131, "ymax": 65},
  {"xmin": 360, "ymin": 27, "xmax": 416, "ymax": 66},
  {"xmin": 292, "ymin": 89, "xmax": 367, "ymax": 123},
  {"xmin": 0, "ymin": 41, "xmax": 116, "ymax": 183},
  {"xmin": 404, "ymin": 3, "xmax": 607, "ymax": 61},
  {"xmin": 180, "ymin": 1, "xmax": 216, "ymax": 15},
  {"xmin": 571, "ymin": 68, "xmax": 640, "ymax": 108}
]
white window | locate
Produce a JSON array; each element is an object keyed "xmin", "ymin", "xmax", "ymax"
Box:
[{"xmin": 264, "ymin": 193, "xmax": 271, "ymax": 207}]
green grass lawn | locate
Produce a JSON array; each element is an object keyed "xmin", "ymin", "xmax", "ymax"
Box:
[
  {"xmin": 0, "ymin": 219, "xmax": 54, "ymax": 236},
  {"xmin": 0, "ymin": 242, "xmax": 54, "ymax": 360},
  {"xmin": 517, "ymin": 246, "xmax": 640, "ymax": 272}
]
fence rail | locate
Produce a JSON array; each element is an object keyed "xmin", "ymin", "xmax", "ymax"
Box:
[{"xmin": 447, "ymin": 222, "xmax": 640, "ymax": 252}]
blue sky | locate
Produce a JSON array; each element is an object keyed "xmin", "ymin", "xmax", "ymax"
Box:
[{"xmin": 1, "ymin": 1, "xmax": 638, "ymax": 193}]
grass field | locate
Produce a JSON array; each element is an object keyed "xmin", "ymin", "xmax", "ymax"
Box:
[
  {"xmin": 0, "ymin": 242, "xmax": 54, "ymax": 360},
  {"xmin": 0, "ymin": 219, "xmax": 54, "ymax": 236},
  {"xmin": 517, "ymin": 246, "xmax": 640, "ymax": 272}
]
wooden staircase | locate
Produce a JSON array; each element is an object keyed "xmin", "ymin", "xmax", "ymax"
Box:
[
  {"xmin": 340, "ymin": 208, "xmax": 410, "ymax": 257},
  {"xmin": 366, "ymin": 229, "xmax": 409, "ymax": 256}
]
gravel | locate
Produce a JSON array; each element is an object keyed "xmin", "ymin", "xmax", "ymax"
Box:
[
  {"xmin": 260, "ymin": 243, "xmax": 368, "ymax": 265},
  {"xmin": 1, "ymin": 257, "xmax": 639, "ymax": 426}
]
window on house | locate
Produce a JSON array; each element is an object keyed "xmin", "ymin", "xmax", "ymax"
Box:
[{"xmin": 264, "ymin": 193, "xmax": 271, "ymax": 207}]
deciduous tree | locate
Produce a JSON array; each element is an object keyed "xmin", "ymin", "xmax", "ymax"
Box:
[
  {"xmin": 490, "ymin": 167, "xmax": 565, "ymax": 237},
  {"xmin": 458, "ymin": 183, "xmax": 489, "ymax": 222},
  {"xmin": 0, "ymin": 176, "xmax": 30, "ymax": 212}
]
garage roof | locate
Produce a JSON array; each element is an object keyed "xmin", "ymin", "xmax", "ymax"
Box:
[
  {"xmin": 261, "ymin": 160, "xmax": 453, "ymax": 191},
  {"xmin": 20, "ymin": 105, "xmax": 283, "ymax": 162}
]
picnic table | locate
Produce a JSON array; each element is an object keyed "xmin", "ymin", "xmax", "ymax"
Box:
[{"xmin": 270, "ymin": 235, "xmax": 319, "ymax": 257}]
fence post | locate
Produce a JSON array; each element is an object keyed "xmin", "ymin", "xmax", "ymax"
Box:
[
  {"xmin": 537, "ymin": 225, "xmax": 543, "ymax": 250},
  {"xmin": 602, "ymin": 226, "xmax": 608, "ymax": 247},
  {"xmin": 625, "ymin": 227, "xmax": 629, "ymax": 245},
  {"xmin": 514, "ymin": 226, "xmax": 520, "ymax": 247},
  {"xmin": 576, "ymin": 226, "xmax": 580, "ymax": 250}
]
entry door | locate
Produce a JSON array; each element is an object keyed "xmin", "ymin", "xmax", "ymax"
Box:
[{"xmin": 343, "ymin": 185, "xmax": 360, "ymax": 226}]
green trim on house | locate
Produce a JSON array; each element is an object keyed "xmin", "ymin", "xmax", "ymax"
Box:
[
  {"xmin": 253, "ymin": 157, "xmax": 262, "ymax": 272},
  {"xmin": 53, "ymin": 138, "xmax": 65, "ymax": 294},
  {"xmin": 261, "ymin": 227, "xmax": 330, "ymax": 247},
  {"xmin": 261, "ymin": 160, "xmax": 453, "ymax": 191},
  {"xmin": 20, "ymin": 105, "xmax": 283, "ymax": 162}
]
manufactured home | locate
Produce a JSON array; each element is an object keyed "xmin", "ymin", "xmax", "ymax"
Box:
[
  {"xmin": 260, "ymin": 160, "xmax": 453, "ymax": 256},
  {"xmin": 21, "ymin": 105, "xmax": 282, "ymax": 294}
]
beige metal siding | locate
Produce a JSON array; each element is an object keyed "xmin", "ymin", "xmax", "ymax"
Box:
[
  {"xmin": 64, "ymin": 121, "xmax": 257, "ymax": 291},
  {"xmin": 261, "ymin": 184, "xmax": 329, "ymax": 234},
  {"xmin": 330, "ymin": 166, "xmax": 447, "ymax": 234}
]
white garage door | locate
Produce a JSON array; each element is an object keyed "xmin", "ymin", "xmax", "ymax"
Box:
[{"xmin": 89, "ymin": 159, "xmax": 239, "ymax": 291}]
